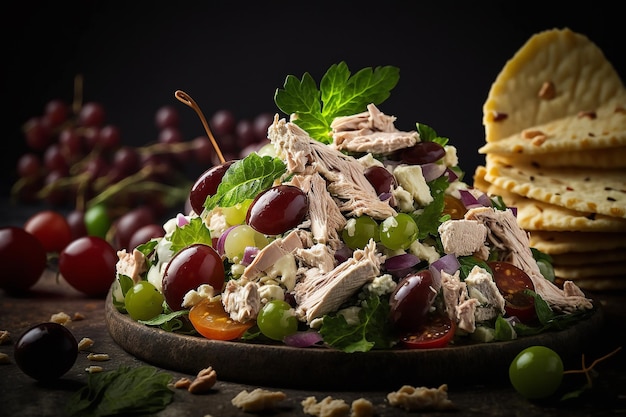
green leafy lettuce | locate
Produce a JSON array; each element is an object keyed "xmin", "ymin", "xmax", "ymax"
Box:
[{"xmin": 274, "ymin": 62, "xmax": 400, "ymax": 143}]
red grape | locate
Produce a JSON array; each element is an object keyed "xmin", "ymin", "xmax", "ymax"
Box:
[
  {"xmin": 127, "ymin": 223, "xmax": 165, "ymax": 250},
  {"xmin": 24, "ymin": 117, "xmax": 52, "ymax": 151},
  {"xmin": 0, "ymin": 227, "xmax": 47, "ymax": 293},
  {"xmin": 162, "ymin": 244, "xmax": 225, "ymax": 311},
  {"xmin": 155, "ymin": 105, "xmax": 180, "ymax": 129},
  {"xmin": 246, "ymin": 184, "xmax": 308, "ymax": 235},
  {"xmin": 210, "ymin": 109, "xmax": 236, "ymax": 136},
  {"xmin": 43, "ymin": 99, "xmax": 69, "ymax": 128},
  {"xmin": 389, "ymin": 270, "xmax": 438, "ymax": 331},
  {"xmin": 364, "ymin": 165, "xmax": 396, "ymax": 195},
  {"xmin": 14, "ymin": 322, "xmax": 78, "ymax": 381},
  {"xmin": 189, "ymin": 160, "xmax": 236, "ymax": 214},
  {"xmin": 400, "ymin": 141, "xmax": 446, "ymax": 165},
  {"xmin": 113, "ymin": 206, "xmax": 156, "ymax": 250},
  {"xmin": 78, "ymin": 102, "xmax": 106, "ymax": 127},
  {"xmin": 24, "ymin": 210, "xmax": 73, "ymax": 253},
  {"xmin": 59, "ymin": 236, "xmax": 117, "ymax": 297}
]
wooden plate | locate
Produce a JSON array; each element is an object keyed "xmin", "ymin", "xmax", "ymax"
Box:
[{"xmin": 105, "ymin": 290, "xmax": 603, "ymax": 390}]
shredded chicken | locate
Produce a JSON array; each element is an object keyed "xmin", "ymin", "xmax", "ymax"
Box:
[
  {"xmin": 331, "ymin": 103, "xmax": 419, "ymax": 154},
  {"xmin": 294, "ymin": 240, "xmax": 384, "ymax": 323},
  {"xmin": 116, "ymin": 249, "xmax": 147, "ymax": 283},
  {"xmin": 464, "ymin": 207, "xmax": 593, "ymax": 312},
  {"xmin": 241, "ymin": 230, "xmax": 303, "ymax": 281},
  {"xmin": 287, "ymin": 173, "xmax": 346, "ymax": 249},
  {"xmin": 268, "ymin": 115, "xmax": 396, "ymax": 220},
  {"xmin": 222, "ymin": 279, "xmax": 261, "ymax": 322}
]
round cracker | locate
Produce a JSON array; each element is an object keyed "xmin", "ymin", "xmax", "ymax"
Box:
[
  {"xmin": 528, "ymin": 231, "xmax": 626, "ymax": 254},
  {"xmin": 483, "ymin": 28, "xmax": 625, "ymax": 143}
]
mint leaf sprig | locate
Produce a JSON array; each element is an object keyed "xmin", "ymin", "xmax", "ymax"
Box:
[{"xmin": 274, "ymin": 62, "xmax": 400, "ymax": 144}]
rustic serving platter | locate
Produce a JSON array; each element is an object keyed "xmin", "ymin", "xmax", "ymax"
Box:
[{"xmin": 105, "ymin": 290, "xmax": 603, "ymax": 390}]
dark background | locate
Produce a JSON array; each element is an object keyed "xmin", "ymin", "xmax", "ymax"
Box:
[{"xmin": 3, "ymin": 1, "xmax": 625, "ymax": 199}]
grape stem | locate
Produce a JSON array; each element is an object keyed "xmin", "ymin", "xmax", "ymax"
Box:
[
  {"xmin": 174, "ymin": 90, "xmax": 225, "ymax": 164},
  {"xmin": 563, "ymin": 346, "xmax": 622, "ymax": 388}
]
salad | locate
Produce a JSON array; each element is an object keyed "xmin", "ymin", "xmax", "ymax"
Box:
[{"xmin": 112, "ymin": 62, "xmax": 594, "ymax": 353}]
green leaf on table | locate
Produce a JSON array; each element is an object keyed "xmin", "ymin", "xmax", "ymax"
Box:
[
  {"xmin": 274, "ymin": 62, "xmax": 400, "ymax": 144},
  {"xmin": 204, "ymin": 153, "xmax": 286, "ymax": 211},
  {"xmin": 66, "ymin": 365, "xmax": 174, "ymax": 417}
]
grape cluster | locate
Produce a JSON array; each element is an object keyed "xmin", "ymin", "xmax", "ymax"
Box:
[
  {"xmin": 13, "ymin": 99, "xmax": 273, "ymax": 211},
  {"xmin": 14, "ymin": 99, "xmax": 211, "ymax": 210}
]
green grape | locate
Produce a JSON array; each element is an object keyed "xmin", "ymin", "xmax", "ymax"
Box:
[
  {"xmin": 509, "ymin": 346, "xmax": 564, "ymax": 399},
  {"xmin": 379, "ymin": 213, "xmax": 418, "ymax": 251},
  {"xmin": 257, "ymin": 300, "xmax": 298, "ymax": 341},
  {"xmin": 222, "ymin": 199, "xmax": 253, "ymax": 226},
  {"xmin": 223, "ymin": 224, "xmax": 269, "ymax": 262},
  {"xmin": 84, "ymin": 204, "xmax": 111, "ymax": 239},
  {"xmin": 125, "ymin": 281, "xmax": 165, "ymax": 321},
  {"xmin": 342, "ymin": 216, "xmax": 379, "ymax": 249}
]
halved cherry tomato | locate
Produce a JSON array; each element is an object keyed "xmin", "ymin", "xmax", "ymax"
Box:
[
  {"xmin": 488, "ymin": 261, "xmax": 536, "ymax": 323},
  {"xmin": 189, "ymin": 298, "xmax": 254, "ymax": 341},
  {"xmin": 400, "ymin": 313, "xmax": 456, "ymax": 349}
]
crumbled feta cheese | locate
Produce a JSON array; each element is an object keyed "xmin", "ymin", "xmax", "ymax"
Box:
[
  {"xmin": 443, "ymin": 145, "xmax": 458, "ymax": 167},
  {"xmin": 258, "ymin": 284, "xmax": 285, "ymax": 304},
  {"xmin": 393, "ymin": 165, "xmax": 433, "ymax": 206},
  {"xmin": 409, "ymin": 240, "xmax": 440, "ymax": 264},
  {"xmin": 365, "ymin": 274, "xmax": 397, "ymax": 296},
  {"xmin": 265, "ymin": 254, "xmax": 297, "ymax": 291},
  {"xmin": 182, "ymin": 284, "xmax": 216, "ymax": 309},
  {"xmin": 338, "ymin": 306, "xmax": 361, "ymax": 326},
  {"xmin": 391, "ymin": 185, "xmax": 414, "ymax": 212}
]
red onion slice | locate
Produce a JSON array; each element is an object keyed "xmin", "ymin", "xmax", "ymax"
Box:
[
  {"xmin": 241, "ymin": 246, "xmax": 259, "ymax": 266},
  {"xmin": 429, "ymin": 253, "xmax": 460, "ymax": 289},
  {"xmin": 283, "ymin": 331, "xmax": 323, "ymax": 348},
  {"xmin": 459, "ymin": 189, "xmax": 483, "ymax": 209},
  {"xmin": 385, "ymin": 253, "xmax": 420, "ymax": 271},
  {"xmin": 444, "ymin": 167, "xmax": 458, "ymax": 182},
  {"xmin": 216, "ymin": 225, "xmax": 237, "ymax": 256},
  {"xmin": 420, "ymin": 163, "xmax": 446, "ymax": 182}
]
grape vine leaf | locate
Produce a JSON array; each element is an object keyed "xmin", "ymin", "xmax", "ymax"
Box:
[{"xmin": 274, "ymin": 62, "xmax": 400, "ymax": 144}]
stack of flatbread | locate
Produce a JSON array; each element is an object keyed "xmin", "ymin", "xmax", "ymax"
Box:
[{"xmin": 473, "ymin": 28, "xmax": 626, "ymax": 291}]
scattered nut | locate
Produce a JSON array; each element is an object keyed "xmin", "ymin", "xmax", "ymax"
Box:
[
  {"xmin": 50, "ymin": 312, "xmax": 72, "ymax": 325},
  {"xmin": 78, "ymin": 337, "xmax": 95, "ymax": 351},
  {"xmin": 188, "ymin": 367, "xmax": 217, "ymax": 394},
  {"xmin": 302, "ymin": 396, "xmax": 350, "ymax": 417},
  {"xmin": 173, "ymin": 377, "xmax": 192, "ymax": 390},
  {"xmin": 0, "ymin": 330, "xmax": 10, "ymax": 345},
  {"xmin": 387, "ymin": 384, "xmax": 455, "ymax": 411},
  {"xmin": 0, "ymin": 352, "xmax": 10, "ymax": 364},
  {"xmin": 87, "ymin": 353, "xmax": 110, "ymax": 362},
  {"xmin": 351, "ymin": 398, "xmax": 374, "ymax": 417},
  {"xmin": 73, "ymin": 312, "xmax": 86, "ymax": 321},
  {"xmin": 232, "ymin": 388, "xmax": 287, "ymax": 412},
  {"xmin": 85, "ymin": 365, "xmax": 104, "ymax": 373}
]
